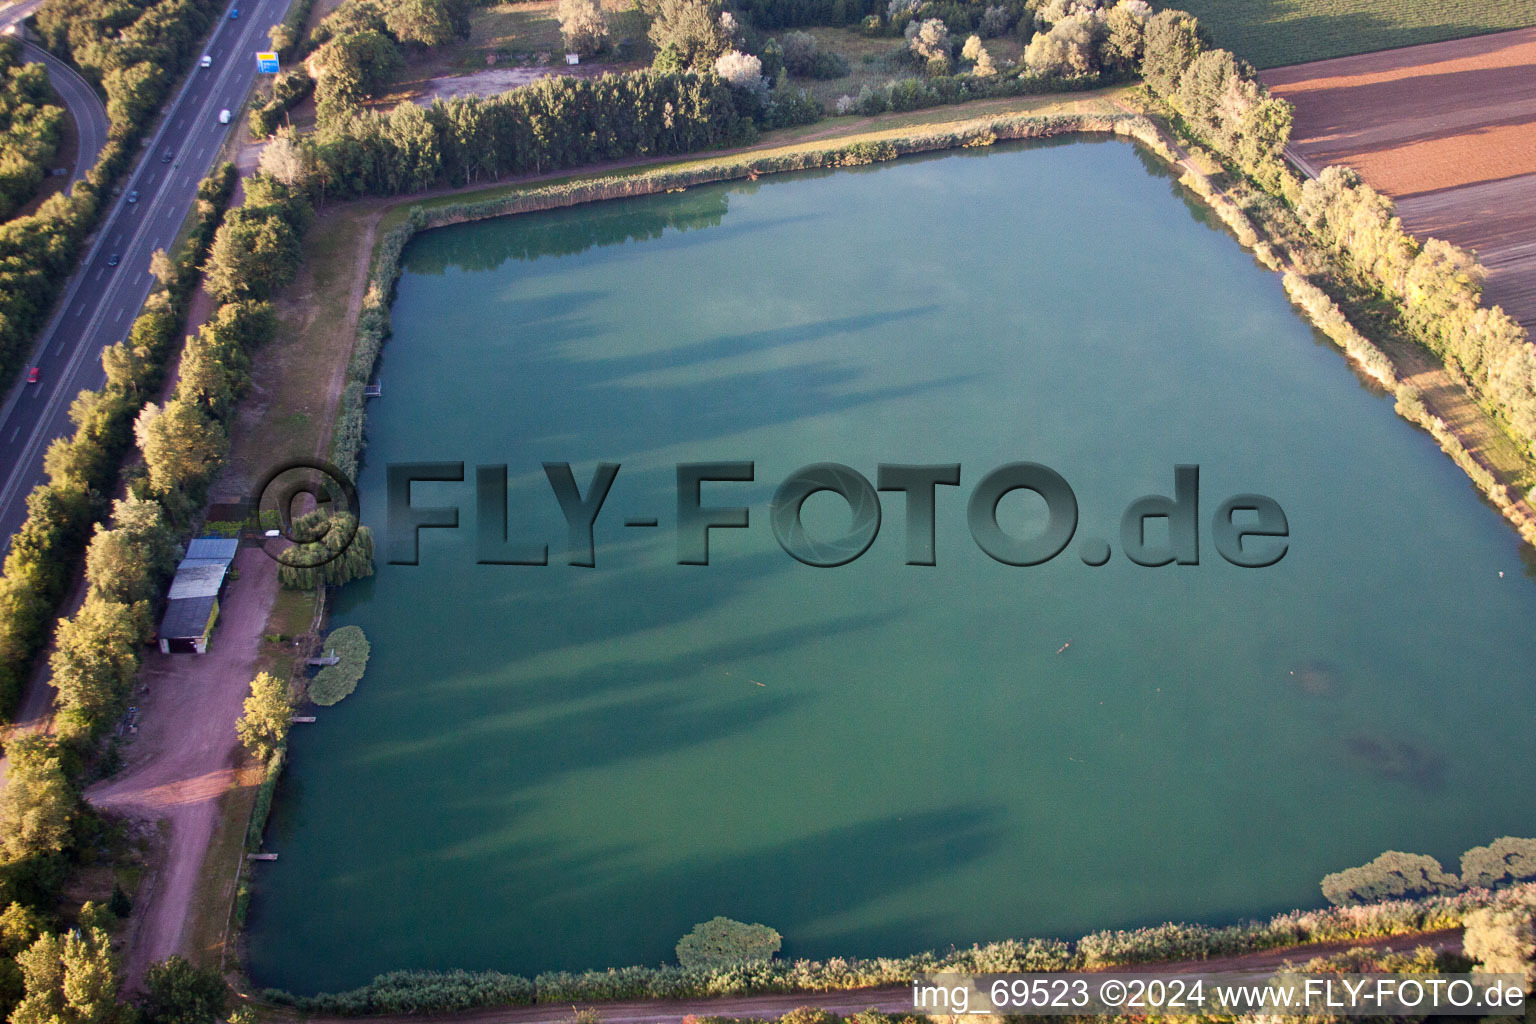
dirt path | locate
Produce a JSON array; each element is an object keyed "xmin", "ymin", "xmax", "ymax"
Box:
[
  {"xmin": 290, "ymin": 930, "xmax": 1464, "ymax": 1024},
  {"xmin": 87, "ymin": 548, "xmax": 279, "ymax": 989}
]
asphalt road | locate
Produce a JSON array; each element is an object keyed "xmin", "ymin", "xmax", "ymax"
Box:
[
  {"xmin": 0, "ymin": 0, "xmax": 290, "ymax": 550},
  {"xmin": 21, "ymin": 39, "xmax": 109, "ymax": 186}
]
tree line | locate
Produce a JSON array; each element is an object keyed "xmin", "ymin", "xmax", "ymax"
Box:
[
  {"xmin": 0, "ymin": 40, "xmax": 66, "ymax": 223},
  {"xmin": 303, "ymin": 71, "xmax": 754, "ymax": 198},
  {"xmin": 1132, "ymin": 8, "xmax": 1536, "ymax": 462}
]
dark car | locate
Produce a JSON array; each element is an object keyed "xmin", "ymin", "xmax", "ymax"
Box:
[
  {"xmin": 107, "ymin": 253, "xmax": 120, "ymax": 267},
  {"xmin": 26, "ymin": 367, "xmax": 39, "ymax": 384},
  {"xmin": 126, "ymin": 190, "xmax": 138, "ymax": 204},
  {"xmin": 162, "ymin": 150, "xmax": 172, "ymax": 163}
]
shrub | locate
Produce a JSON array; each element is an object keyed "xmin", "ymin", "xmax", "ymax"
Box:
[
  {"xmin": 1321, "ymin": 851, "xmax": 1460, "ymax": 907},
  {"xmin": 142, "ymin": 956, "xmax": 226, "ymax": 1024},
  {"xmin": 1465, "ymin": 896, "xmax": 1536, "ymax": 991},
  {"xmin": 309, "ymin": 626, "xmax": 371, "ymax": 705},
  {"xmin": 1462, "ymin": 838, "xmax": 1536, "ymax": 891},
  {"xmin": 676, "ymin": 917, "xmax": 783, "ymax": 969}
]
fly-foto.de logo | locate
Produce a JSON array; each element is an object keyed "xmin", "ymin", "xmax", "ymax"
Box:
[{"xmin": 385, "ymin": 462, "xmax": 1289, "ymax": 569}]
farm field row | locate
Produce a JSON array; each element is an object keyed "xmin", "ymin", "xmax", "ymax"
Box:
[{"xmin": 1263, "ymin": 27, "xmax": 1536, "ymax": 331}]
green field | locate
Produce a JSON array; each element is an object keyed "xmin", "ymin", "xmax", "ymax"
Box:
[{"xmin": 1157, "ymin": 0, "xmax": 1536, "ymax": 68}]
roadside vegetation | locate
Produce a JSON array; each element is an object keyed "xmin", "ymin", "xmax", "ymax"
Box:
[
  {"xmin": 1159, "ymin": 0, "xmax": 1536, "ymax": 69},
  {"xmin": 0, "ymin": 39, "xmax": 66, "ymax": 222},
  {"xmin": 0, "ymin": 163, "xmax": 236, "ymax": 723}
]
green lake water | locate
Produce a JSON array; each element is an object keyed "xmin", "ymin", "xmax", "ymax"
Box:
[{"xmin": 245, "ymin": 137, "xmax": 1536, "ymax": 994}]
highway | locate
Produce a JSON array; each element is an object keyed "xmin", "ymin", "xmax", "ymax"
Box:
[{"xmin": 0, "ymin": 0, "xmax": 291, "ymax": 549}]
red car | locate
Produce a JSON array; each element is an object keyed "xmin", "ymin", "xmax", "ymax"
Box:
[{"xmin": 27, "ymin": 367, "xmax": 40, "ymax": 384}]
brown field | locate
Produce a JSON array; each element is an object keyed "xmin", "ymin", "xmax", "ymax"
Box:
[{"xmin": 1261, "ymin": 27, "xmax": 1536, "ymax": 330}]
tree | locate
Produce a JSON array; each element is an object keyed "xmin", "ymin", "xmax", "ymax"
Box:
[
  {"xmin": 675, "ymin": 916, "xmax": 782, "ymax": 969},
  {"xmin": 134, "ymin": 400, "xmax": 226, "ymax": 497},
  {"xmin": 647, "ymin": 0, "xmax": 731, "ymax": 71},
  {"xmin": 1320, "ymin": 851, "xmax": 1460, "ymax": 907},
  {"xmin": 85, "ymin": 498, "xmax": 180, "ymax": 605},
  {"xmin": 203, "ymin": 212, "xmax": 301, "ymax": 303},
  {"xmin": 1140, "ymin": 8, "xmax": 1201, "ymax": 96},
  {"xmin": 713, "ymin": 50, "xmax": 765, "ymax": 94},
  {"xmin": 384, "ymin": 0, "xmax": 466, "ymax": 48},
  {"xmin": 1023, "ymin": 15, "xmax": 1092, "ymax": 76},
  {"xmin": 0, "ymin": 737, "xmax": 75, "ymax": 862},
  {"xmin": 556, "ymin": 0, "xmax": 608, "ymax": 56},
  {"xmin": 50, "ymin": 595, "xmax": 146, "ymax": 737},
  {"xmin": 1463, "ymin": 838, "xmax": 1536, "ymax": 890},
  {"xmin": 905, "ymin": 17, "xmax": 948, "ymax": 62},
  {"xmin": 276, "ymin": 513, "xmax": 375, "ymax": 590},
  {"xmin": 1101, "ymin": 0, "xmax": 1149, "ymax": 71},
  {"xmin": 309, "ymin": 29, "xmax": 403, "ymax": 113},
  {"xmin": 1464, "ymin": 896, "xmax": 1536, "ymax": 991},
  {"xmin": 236, "ymin": 672, "xmax": 293, "ymax": 761},
  {"xmin": 141, "ymin": 956, "xmax": 225, "ymax": 1024},
  {"xmin": 148, "ymin": 247, "xmax": 176, "ymax": 287},
  {"xmin": 256, "ymin": 129, "xmax": 313, "ymax": 187}
]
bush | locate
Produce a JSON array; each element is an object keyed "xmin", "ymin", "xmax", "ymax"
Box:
[
  {"xmin": 1464, "ymin": 896, "xmax": 1536, "ymax": 991},
  {"xmin": 309, "ymin": 626, "xmax": 371, "ymax": 705},
  {"xmin": 676, "ymin": 917, "xmax": 783, "ymax": 969},
  {"xmin": 1462, "ymin": 838, "xmax": 1536, "ymax": 890},
  {"xmin": 1321, "ymin": 851, "xmax": 1461, "ymax": 907},
  {"xmin": 142, "ymin": 956, "xmax": 226, "ymax": 1024}
]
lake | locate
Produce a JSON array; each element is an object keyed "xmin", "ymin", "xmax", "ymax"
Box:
[{"xmin": 245, "ymin": 136, "xmax": 1536, "ymax": 994}]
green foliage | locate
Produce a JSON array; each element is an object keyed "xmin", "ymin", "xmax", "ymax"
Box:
[
  {"xmin": 141, "ymin": 956, "xmax": 225, "ymax": 1024},
  {"xmin": 244, "ymin": 749, "xmax": 284, "ymax": 853},
  {"xmin": 676, "ymin": 917, "xmax": 782, "ymax": 969},
  {"xmin": 10, "ymin": 926, "xmax": 119, "ymax": 1024},
  {"xmin": 236, "ymin": 672, "xmax": 293, "ymax": 760},
  {"xmin": 558, "ymin": 0, "xmax": 610, "ymax": 55},
  {"xmin": 648, "ymin": 0, "xmax": 733, "ymax": 70},
  {"xmin": 1463, "ymin": 838, "xmax": 1536, "ymax": 891},
  {"xmin": 308, "ymin": 626, "xmax": 371, "ymax": 705},
  {"xmin": 276, "ymin": 514, "xmax": 375, "ymax": 590},
  {"xmin": 1158, "ymin": 0, "xmax": 1536, "ymax": 69},
  {"xmin": 1321, "ymin": 851, "xmax": 1461, "ymax": 907},
  {"xmin": 0, "ymin": 738, "xmax": 76, "ymax": 863},
  {"xmin": 262, "ymin": 970, "xmax": 534, "ymax": 1013},
  {"xmin": 310, "ymin": 70, "xmax": 754, "ymax": 198},
  {"xmin": 0, "ymin": 40, "xmax": 67, "ymax": 222},
  {"xmin": 50, "ymin": 596, "xmax": 148, "ymax": 739},
  {"xmin": 0, "ymin": 162, "xmax": 236, "ymax": 727},
  {"xmin": 1292, "ymin": 166, "xmax": 1536, "ymax": 454}
]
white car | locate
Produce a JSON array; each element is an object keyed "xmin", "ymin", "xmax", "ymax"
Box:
[
  {"xmin": 218, "ymin": 108, "xmax": 231, "ymax": 123},
  {"xmin": 200, "ymin": 54, "xmax": 212, "ymax": 67}
]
